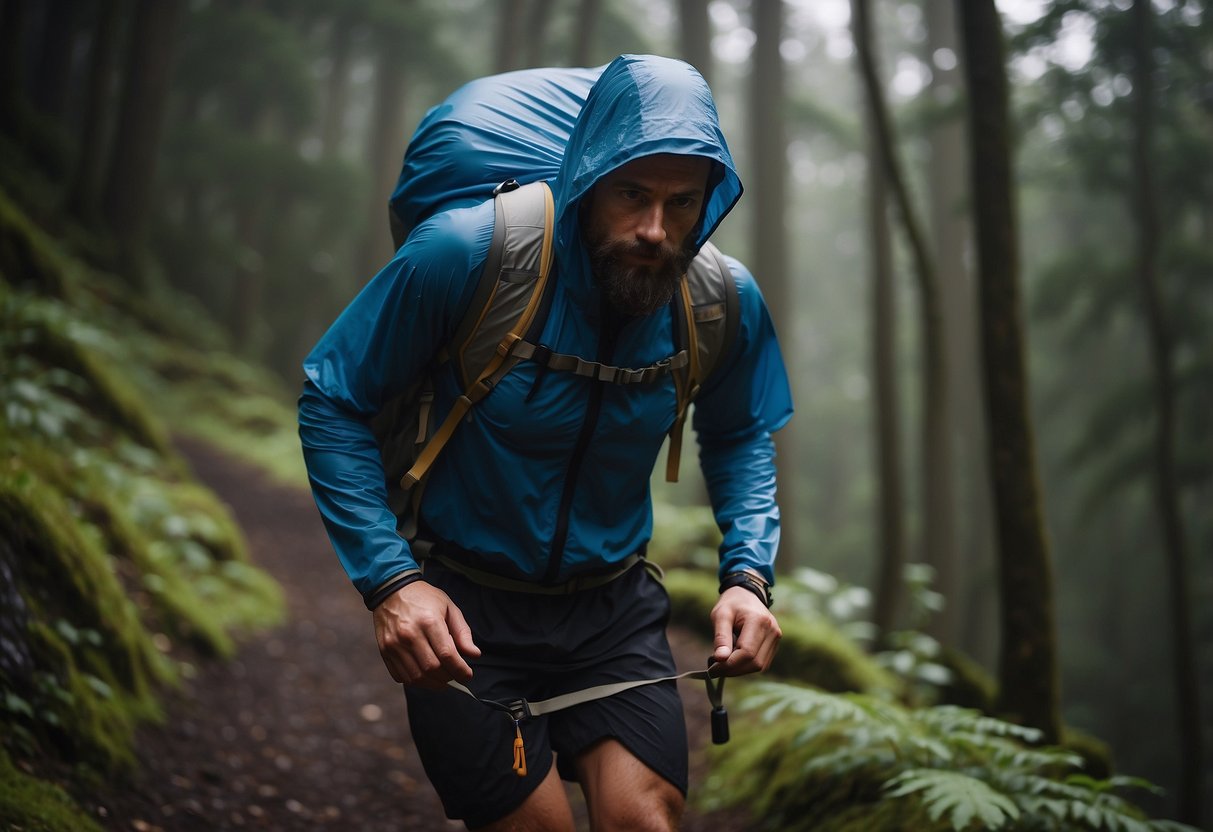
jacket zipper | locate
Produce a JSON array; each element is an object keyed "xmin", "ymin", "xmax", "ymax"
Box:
[{"xmin": 541, "ymin": 311, "xmax": 622, "ymax": 583}]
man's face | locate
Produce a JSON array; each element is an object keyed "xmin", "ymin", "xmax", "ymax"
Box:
[{"xmin": 582, "ymin": 154, "xmax": 712, "ymax": 317}]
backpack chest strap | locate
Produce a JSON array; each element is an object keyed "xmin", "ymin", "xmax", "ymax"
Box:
[{"xmin": 509, "ymin": 340, "xmax": 690, "ymax": 384}]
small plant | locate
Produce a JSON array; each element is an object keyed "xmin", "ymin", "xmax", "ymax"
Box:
[
  {"xmin": 702, "ymin": 680, "xmax": 1198, "ymax": 832},
  {"xmin": 777, "ymin": 564, "xmax": 955, "ymax": 701}
]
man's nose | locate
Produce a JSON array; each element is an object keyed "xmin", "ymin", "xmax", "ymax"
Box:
[{"xmin": 636, "ymin": 205, "xmax": 667, "ymax": 245}]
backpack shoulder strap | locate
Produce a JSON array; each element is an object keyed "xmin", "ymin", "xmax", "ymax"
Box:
[
  {"xmin": 401, "ymin": 181, "xmax": 555, "ymax": 491},
  {"xmin": 686, "ymin": 241, "xmax": 739, "ymax": 380},
  {"xmin": 664, "ymin": 240, "xmax": 739, "ymax": 482}
]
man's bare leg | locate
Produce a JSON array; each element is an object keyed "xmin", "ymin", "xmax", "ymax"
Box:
[
  {"xmin": 476, "ymin": 764, "xmax": 576, "ymax": 832},
  {"xmin": 575, "ymin": 739, "xmax": 684, "ymax": 832}
]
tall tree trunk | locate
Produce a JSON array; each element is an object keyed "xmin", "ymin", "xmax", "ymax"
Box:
[
  {"xmin": 31, "ymin": 0, "xmax": 77, "ymax": 121},
  {"xmin": 856, "ymin": 36, "xmax": 907, "ymax": 637},
  {"xmin": 523, "ymin": 0, "xmax": 556, "ymax": 68},
  {"xmin": 570, "ymin": 0, "xmax": 601, "ymax": 66},
  {"xmin": 0, "ymin": 0, "xmax": 28, "ymax": 144},
  {"xmin": 359, "ymin": 35, "xmax": 408, "ymax": 281},
  {"xmin": 321, "ymin": 15, "xmax": 353, "ymax": 158},
  {"xmin": 750, "ymin": 0, "xmax": 796, "ymax": 570},
  {"xmin": 494, "ymin": 0, "xmax": 526, "ymax": 73},
  {"xmin": 101, "ymin": 0, "xmax": 184, "ymax": 280},
  {"xmin": 678, "ymin": 0, "xmax": 712, "ymax": 86},
  {"xmin": 64, "ymin": 0, "xmax": 122, "ymax": 225},
  {"xmin": 956, "ymin": 0, "xmax": 1061, "ymax": 742},
  {"xmin": 926, "ymin": 0, "xmax": 986, "ymax": 649},
  {"xmin": 233, "ymin": 200, "xmax": 267, "ymax": 353},
  {"xmin": 853, "ymin": 0, "xmax": 954, "ymax": 622},
  {"xmin": 1130, "ymin": 1, "xmax": 1203, "ymax": 823}
]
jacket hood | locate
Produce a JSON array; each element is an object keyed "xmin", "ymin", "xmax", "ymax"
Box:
[{"xmin": 553, "ymin": 54, "xmax": 743, "ymax": 310}]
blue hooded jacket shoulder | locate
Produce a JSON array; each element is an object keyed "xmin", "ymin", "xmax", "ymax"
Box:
[{"xmin": 299, "ymin": 55, "xmax": 794, "ymax": 604}]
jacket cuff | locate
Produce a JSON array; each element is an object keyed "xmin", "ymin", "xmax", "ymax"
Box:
[{"xmin": 364, "ymin": 568, "xmax": 425, "ymax": 610}]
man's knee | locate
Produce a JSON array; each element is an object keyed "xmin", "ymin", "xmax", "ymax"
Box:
[
  {"xmin": 577, "ymin": 739, "xmax": 685, "ymax": 832},
  {"xmin": 592, "ymin": 779, "xmax": 684, "ymax": 832}
]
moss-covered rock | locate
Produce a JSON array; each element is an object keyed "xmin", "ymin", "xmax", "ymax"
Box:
[
  {"xmin": 0, "ymin": 748, "xmax": 104, "ymax": 832},
  {"xmin": 0, "ymin": 191, "xmax": 287, "ymax": 820}
]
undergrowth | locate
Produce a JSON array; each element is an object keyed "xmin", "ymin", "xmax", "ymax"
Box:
[
  {"xmin": 700, "ymin": 680, "xmax": 1198, "ymax": 832},
  {"xmin": 0, "ymin": 188, "xmax": 288, "ymax": 830}
]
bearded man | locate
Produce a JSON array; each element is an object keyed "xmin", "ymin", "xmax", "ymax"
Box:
[{"xmin": 299, "ymin": 54, "xmax": 793, "ymax": 832}]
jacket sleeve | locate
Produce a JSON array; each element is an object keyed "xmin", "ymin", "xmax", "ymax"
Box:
[
  {"xmin": 297, "ymin": 205, "xmax": 493, "ymax": 603},
  {"xmin": 691, "ymin": 256, "xmax": 794, "ymax": 586}
]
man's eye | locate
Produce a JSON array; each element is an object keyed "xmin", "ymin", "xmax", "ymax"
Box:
[
  {"xmin": 619, "ymin": 189, "xmax": 643, "ymax": 201},
  {"xmin": 670, "ymin": 197, "xmax": 697, "ymax": 210}
]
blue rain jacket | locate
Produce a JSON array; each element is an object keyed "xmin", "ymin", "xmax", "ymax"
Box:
[{"xmin": 299, "ymin": 55, "xmax": 794, "ymax": 605}]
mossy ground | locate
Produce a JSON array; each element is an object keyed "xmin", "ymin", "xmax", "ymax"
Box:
[
  {"xmin": 1, "ymin": 188, "xmax": 290, "ymax": 829},
  {"xmin": 0, "ymin": 748, "xmax": 104, "ymax": 832}
]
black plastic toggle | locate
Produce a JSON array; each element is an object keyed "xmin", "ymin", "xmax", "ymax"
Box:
[
  {"xmin": 493, "ymin": 179, "xmax": 521, "ymax": 196},
  {"xmin": 711, "ymin": 705, "xmax": 730, "ymax": 745}
]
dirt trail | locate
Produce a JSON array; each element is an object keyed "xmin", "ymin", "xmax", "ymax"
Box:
[{"xmin": 86, "ymin": 440, "xmax": 748, "ymax": 831}]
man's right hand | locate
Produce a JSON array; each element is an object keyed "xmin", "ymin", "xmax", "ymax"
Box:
[{"xmin": 372, "ymin": 581, "xmax": 481, "ymax": 690}]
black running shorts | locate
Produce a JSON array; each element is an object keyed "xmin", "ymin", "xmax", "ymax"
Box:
[{"xmin": 402, "ymin": 559, "xmax": 687, "ymax": 829}]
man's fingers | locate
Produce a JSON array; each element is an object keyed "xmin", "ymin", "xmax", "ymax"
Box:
[
  {"xmin": 713, "ymin": 614, "xmax": 735, "ymax": 662},
  {"xmin": 374, "ymin": 582, "xmax": 479, "ymax": 688},
  {"xmin": 446, "ymin": 604, "xmax": 481, "ymax": 660}
]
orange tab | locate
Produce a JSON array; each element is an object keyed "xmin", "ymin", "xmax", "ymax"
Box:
[{"xmin": 512, "ymin": 735, "xmax": 527, "ymax": 777}]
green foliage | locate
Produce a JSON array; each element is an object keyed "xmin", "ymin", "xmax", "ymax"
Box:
[
  {"xmin": 702, "ymin": 680, "xmax": 1196, "ymax": 832},
  {"xmin": 1012, "ymin": 3, "xmax": 1212, "ymax": 808},
  {"xmin": 0, "ymin": 747, "xmax": 104, "ymax": 832},
  {"xmin": 0, "ymin": 193, "xmax": 285, "ymax": 805},
  {"xmin": 648, "ymin": 501, "xmax": 722, "ymax": 570},
  {"xmin": 664, "ymin": 568, "xmax": 899, "ymax": 696}
]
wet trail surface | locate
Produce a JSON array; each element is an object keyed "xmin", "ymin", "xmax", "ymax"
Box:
[{"xmin": 87, "ymin": 440, "xmax": 748, "ymax": 831}]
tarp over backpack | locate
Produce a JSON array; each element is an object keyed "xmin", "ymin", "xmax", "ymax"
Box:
[{"xmin": 375, "ymin": 66, "xmax": 740, "ymax": 536}]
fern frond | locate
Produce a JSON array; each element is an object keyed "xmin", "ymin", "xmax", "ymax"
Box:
[
  {"xmin": 886, "ymin": 769, "xmax": 1019, "ymax": 830},
  {"xmin": 1148, "ymin": 821, "xmax": 1203, "ymax": 832},
  {"xmin": 742, "ymin": 681, "xmax": 902, "ymax": 729},
  {"xmin": 916, "ymin": 706, "xmax": 1045, "ymax": 743}
]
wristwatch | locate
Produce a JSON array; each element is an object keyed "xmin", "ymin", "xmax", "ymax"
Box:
[{"xmin": 719, "ymin": 570, "xmax": 773, "ymax": 608}]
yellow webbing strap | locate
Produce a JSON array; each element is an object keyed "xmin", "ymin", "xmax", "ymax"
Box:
[
  {"xmin": 401, "ymin": 184, "xmax": 555, "ymax": 490},
  {"xmin": 665, "ymin": 275, "xmax": 701, "ymax": 483}
]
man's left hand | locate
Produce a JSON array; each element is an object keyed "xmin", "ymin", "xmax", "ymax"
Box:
[{"xmin": 710, "ymin": 586, "xmax": 781, "ymax": 676}]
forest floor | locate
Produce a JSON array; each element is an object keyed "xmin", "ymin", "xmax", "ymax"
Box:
[{"xmin": 80, "ymin": 439, "xmax": 754, "ymax": 831}]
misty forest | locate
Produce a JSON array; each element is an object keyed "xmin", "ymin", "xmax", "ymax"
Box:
[{"xmin": 1, "ymin": 0, "xmax": 1209, "ymax": 830}]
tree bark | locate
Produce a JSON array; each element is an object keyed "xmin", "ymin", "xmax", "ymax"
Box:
[
  {"xmin": 678, "ymin": 0, "xmax": 712, "ymax": 87},
  {"xmin": 31, "ymin": 0, "xmax": 78, "ymax": 121},
  {"xmin": 1129, "ymin": 1, "xmax": 1203, "ymax": 823},
  {"xmin": 523, "ymin": 0, "xmax": 556, "ymax": 69},
  {"xmin": 750, "ymin": 0, "xmax": 796, "ymax": 570},
  {"xmin": 926, "ymin": 0, "xmax": 987, "ymax": 650},
  {"xmin": 359, "ymin": 31, "xmax": 408, "ymax": 281},
  {"xmin": 856, "ymin": 35, "xmax": 906, "ymax": 638},
  {"xmin": 64, "ymin": 0, "xmax": 122, "ymax": 224},
  {"xmin": 101, "ymin": 0, "xmax": 185, "ymax": 278},
  {"xmin": 853, "ymin": 0, "xmax": 954, "ymax": 626},
  {"xmin": 320, "ymin": 14, "xmax": 353, "ymax": 159},
  {"xmin": 0, "ymin": 0, "xmax": 27, "ymax": 143},
  {"xmin": 494, "ymin": 0, "xmax": 526, "ymax": 73},
  {"xmin": 570, "ymin": 0, "xmax": 601, "ymax": 67},
  {"xmin": 956, "ymin": 0, "xmax": 1061, "ymax": 742}
]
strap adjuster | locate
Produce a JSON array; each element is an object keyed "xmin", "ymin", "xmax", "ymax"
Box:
[{"xmin": 506, "ymin": 699, "xmax": 533, "ymax": 723}]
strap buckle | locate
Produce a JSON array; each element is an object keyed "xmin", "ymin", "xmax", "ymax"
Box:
[{"xmin": 506, "ymin": 698, "xmax": 533, "ymax": 723}]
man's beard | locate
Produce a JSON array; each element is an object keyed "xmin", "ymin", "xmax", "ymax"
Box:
[{"xmin": 587, "ymin": 237, "xmax": 696, "ymax": 318}]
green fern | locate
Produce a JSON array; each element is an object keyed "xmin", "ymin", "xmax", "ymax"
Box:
[
  {"xmin": 703, "ymin": 679, "xmax": 1198, "ymax": 832},
  {"xmin": 886, "ymin": 769, "xmax": 1020, "ymax": 830}
]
